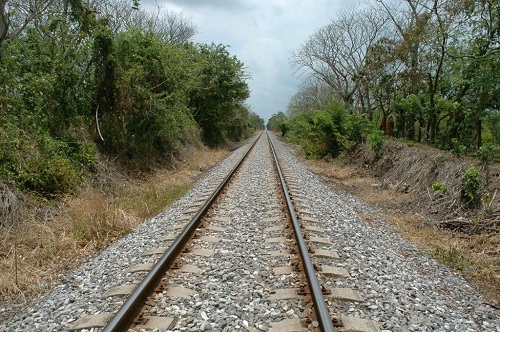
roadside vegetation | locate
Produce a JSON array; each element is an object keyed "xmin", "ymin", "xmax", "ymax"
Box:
[
  {"xmin": 268, "ymin": 0, "xmax": 499, "ymax": 307},
  {"xmin": 0, "ymin": 0, "xmax": 263, "ymax": 302},
  {"xmin": 300, "ymin": 140, "xmax": 499, "ymax": 308}
]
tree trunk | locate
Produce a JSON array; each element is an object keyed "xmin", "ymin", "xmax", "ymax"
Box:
[
  {"xmin": 379, "ymin": 98, "xmax": 389, "ymax": 134},
  {"xmin": 380, "ymin": 109, "xmax": 387, "ymax": 132},
  {"xmin": 417, "ymin": 115, "xmax": 423, "ymax": 143},
  {"xmin": 366, "ymin": 88, "xmax": 372, "ymax": 121},
  {"xmin": 407, "ymin": 114, "xmax": 415, "ymax": 141},
  {"xmin": 0, "ymin": 0, "xmax": 8, "ymax": 60},
  {"xmin": 387, "ymin": 116, "xmax": 394, "ymax": 136}
]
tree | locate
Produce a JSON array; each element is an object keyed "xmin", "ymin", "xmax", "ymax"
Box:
[
  {"xmin": 444, "ymin": 0, "xmax": 499, "ymax": 148},
  {"xmin": 267, "ymin": 111, "xmax": 289, "ymax": 136},
  {"xmin": 0, "ymin": 0, "xmax": 258, "ymax": 196},
  {"xmin": 287, "ymin": 0, "xmax": 499, "ymax": 157},
  {"xmin": 290, "ymin": 6, "xmax": 386, "ymax": 115},
  {"xmin": 0, "ymin": 0, "xmax": 56, "ymax": 59},
  {"xmin": 369, "ymin": 0, "xmax": 498, "ymax": 147},
  {"xmin": 189, "ymin": 43, "xmax": 250, "ymax": 146},
  {"xmin": 126, "ymin": 6, "xmax": 197, "ymax": 44},
  {"xmin": 287, "ymin": 81, "xmax": 338, "ymax": 116}
]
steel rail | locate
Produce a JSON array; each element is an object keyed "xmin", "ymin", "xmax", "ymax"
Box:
[
  {"xmin": 267, "ymin": 131, "xmax": 335, "ymax": 332},
  {"xmin": 103, "ymin": 132, "xmax": 263, "ymax": 332}
]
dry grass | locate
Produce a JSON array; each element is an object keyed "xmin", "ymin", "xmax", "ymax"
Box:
[
  {"xmin": 305, "ymin": 157, "xmax": 500, "ymax": 309},
  {"xmin": 0, "ymin": 146, "xmax": 230, "ymax": 305}
]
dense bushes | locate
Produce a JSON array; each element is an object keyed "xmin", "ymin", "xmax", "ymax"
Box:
[
  {"xmin": 95, "ymin": 29, "xmax": 202, "ymax": 160},
  {"xmin": 0, "ymin": 3, "xmax": 260, "ymax": 198},
  {"xmin": 278, "ymin": 102, "xmax": 371, "ymax": 159},
  {"xmin": 188, "ymin": 43, "xmax": 251, "ymax": 146},
  {"xmin": 0, "ymin": 125, "xmax": 97, "ymax": 197},
  {"xmin": 461, "ymin": 166, "xmax": 483, "ymax": 208}
]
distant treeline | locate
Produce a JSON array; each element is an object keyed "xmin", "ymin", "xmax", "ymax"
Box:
[
  {"xmin": 269, "ymin": 0, "xmax": 499, "ymax": 160},
  {"xmin": 0, "ymin": 0, "xmax": 264, "ymax": 197}
]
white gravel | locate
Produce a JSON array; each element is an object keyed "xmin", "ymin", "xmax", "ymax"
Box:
[
  {"xmin": 0, "ymin": 132, "xmax": 500, "ymax": 332},
  {"xmin": 271, "ymin": 135, "xmax": 500, "ymax": 332}
]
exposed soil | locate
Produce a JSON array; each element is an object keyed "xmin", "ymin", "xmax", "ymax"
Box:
[{"xmin": 292, "ymin": 138, "xmax": 500, "ymax": 309}]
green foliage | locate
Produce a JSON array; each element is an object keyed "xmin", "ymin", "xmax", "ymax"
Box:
[
  {"xmin": 481, "ymin": 109, "xmax": 500, "ymax": 146},
  {"xmin": 0, "ymin": 3, "xmax": 262, "ymax": 199},
  {"xmin": 450, "ymin": 138, "xmax": 466, "ymax": 156},
  {"xmin": 461, "ymin": 166, "xmax": 483, "ymax": 207},
  {"xmin": 95, "ymin": 28, "xmax": 202, "ymax": 161},
  {"xmin": 224, "ymin": 105, "xmax": 262, "ymax": 142},
  {"xmin": 18, "ymin": 154, "xmax": 79, "ymax": 197},
  {"xmin": 288, "ymin": 1, "xmax": 499, "ymax": 155},
  {"xmin": 267, "ymin": 111, "xmax": 289, "ymax": 136},
  {"xmin": 391, "ymin": 94, "xmax": 426, "ymax": 140},
  {"xmin": 188, "ymin": 43, "xmax": 251, "ymax": 146},
  {"xmin": 474, "ymin": 143, "xmax": 496, "ymax": 166},
  {"xmin": 308, "ymin": 107, "xmax": 342, "ymax": 157},
  {"xmin": 285, "ymin": 101, "xmax": 370, "ymax": 159},
  {"xmin": 432, "ymin": 182, "xmax": 449, "ymax": 195},
  {"xmin": 429, "ymin": 97, "xmax": 462, "ymax": 149},
  {"xmin": 367, "ymin": 130, "xmax": 385, "ymax": 157},
  {"xmin": 434, "ymin": 153, "xmax": 445, "ymax": 167},
  {"xmin": 91, "ymin": 29, "xmax": 257, "ymax": 160},
  {"xmin": 0, "ymin": 122, "xmax": 95, "ymax": 197},
  {"xmin": 249, "ymin": 113, "xmax": 266, "ymax": 131}
]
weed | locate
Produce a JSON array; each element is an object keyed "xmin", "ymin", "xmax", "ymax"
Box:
[
  {"xmin": 432, "ymin": 182, "xmax": 450, "ymax": 195},
  {"xmin": 461, "ymin": 166, "xmax": 483, "ymax": 207},
  {"xmin": 430, "ymin": 245, "xmax": 470, "ymax": 271}
]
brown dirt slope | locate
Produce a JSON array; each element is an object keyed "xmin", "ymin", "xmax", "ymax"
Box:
[{"xmin": 300, "ymin": 138, "xmax": 500, "ymax": 308}]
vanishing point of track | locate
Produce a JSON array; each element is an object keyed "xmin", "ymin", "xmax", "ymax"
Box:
[{"xmin": 75, "ymin": 131, "xmax": 380, "ymax": 332}]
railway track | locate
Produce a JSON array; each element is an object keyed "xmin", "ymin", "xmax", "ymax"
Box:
[
  {"xmin": 66, "ymin": 131, "xmax": 379, "ymax": 332},
  {"xmin": 1, "ymin": 130, "xmax": 499, "ymax": 332}
]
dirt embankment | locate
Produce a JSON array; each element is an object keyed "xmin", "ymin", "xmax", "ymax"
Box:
[
  {"xmin": 360, "ymin": 140, "xmax": 499, "ymax": 230},
  {"xmin": 303, "ymin": 139, "xmax": 500, "ymax": 308}
]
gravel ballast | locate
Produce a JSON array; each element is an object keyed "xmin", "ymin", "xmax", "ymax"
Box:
[{"xmin": 0, "ymin": 133, "xmax": 500, "ymax": 332}]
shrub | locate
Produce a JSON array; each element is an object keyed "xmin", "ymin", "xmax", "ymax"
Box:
[
  {"xmin": 474, "ymin": 143, "xmax": 496, "ymax": 166},
  {"xmin": 285, "ymin": 101, "xmax": 371, "ymax": 159},
  {"xmin": 367, "ymin": 129, "xmax": 385, "ymax": 157},
  {"xmin": 434, "ymin": 153, "xmax": 445, "ymax": 167},
  {"xmin": 16, "ymin": 137, "xmax": 82, "ymax": 197},
  {"xmin": 0, "ymin": 126, "xmax": 94, "ymax": 198},
  {"xmin": 451, "ymin": 138, "xmax": 466, "ymax": 156},
  {"xmin": 461, "ymin": 166, "xmax": 483, "ymax": 207}
]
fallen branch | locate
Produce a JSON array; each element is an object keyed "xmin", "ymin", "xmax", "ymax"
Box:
[
  {"xmin": 433, "ymin": 216, "xmax": 499, "ymax": 234},
  {"xmin": 434, "ymin": 217, "xmax": 472, "ymax": 230}
]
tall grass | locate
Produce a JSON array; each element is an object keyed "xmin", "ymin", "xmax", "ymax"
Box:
[{"xmin": 0, "ymin": 147, "xmax": 229, "ymax": 300}]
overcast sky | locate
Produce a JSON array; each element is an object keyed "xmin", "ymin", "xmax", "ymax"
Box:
[{"xmin": 140, "ymin": 0, "xmax": 362, "ymax": 123}]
